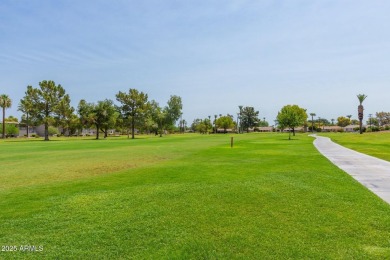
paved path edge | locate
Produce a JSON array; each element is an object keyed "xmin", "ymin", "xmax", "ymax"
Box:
[{"xmin": 310, "ymin": 134, "xmax": 390, "ymax": 204}]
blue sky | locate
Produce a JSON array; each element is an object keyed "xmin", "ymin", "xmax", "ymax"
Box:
[{"xmin": 1, "ymin": 0, "xmax": 390, "ymax": 125}]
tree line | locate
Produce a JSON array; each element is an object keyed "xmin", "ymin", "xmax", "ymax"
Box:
[
  {"xmin": 190, "ymin": 106, "xmax": 270, "ymax": 134},
  {"xmin": 16, "ymin": 80, "xmax": 183, "ymax": 140}
]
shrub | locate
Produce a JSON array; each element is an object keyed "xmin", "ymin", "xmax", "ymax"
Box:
[{"xmin": 48, "ymin": 126, "xmax": 60, "ymax": 136}]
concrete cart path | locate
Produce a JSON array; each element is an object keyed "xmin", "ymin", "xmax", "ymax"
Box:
[{"xmin": 311, "ymin": 135, "xmax": 390, "ymax": 204}]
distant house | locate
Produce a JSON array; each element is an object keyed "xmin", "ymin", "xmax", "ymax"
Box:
[
  {"xmin": 256, "ymin": 126, "xmax": 274, "ymax": 132},
  {"xmin": 282, "ymin": 126, "xmax": 304, "ymax": 132},
  {"xmin": 344, "ymin": 125, "xmax": 361, "ymax": 132},
  {"xmin": 18, "ymin": 125, "xmax": 39, "ymax": 137},
  {"xmin": 322, "ymin": 126, "xmax": 343, "ymax": 132},
  {"xmin": 216, "ymin": 128, "xmax": 234, "ymax": 133}
]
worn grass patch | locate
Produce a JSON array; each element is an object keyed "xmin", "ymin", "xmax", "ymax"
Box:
[{"xmin": 1, "ymin": 133, "xmax": 390, "ymax": 259}]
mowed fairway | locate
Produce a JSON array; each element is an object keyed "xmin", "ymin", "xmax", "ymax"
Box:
[{"xmin": 1, "ymin": 133, "xmax": 390, "ymax": 259}]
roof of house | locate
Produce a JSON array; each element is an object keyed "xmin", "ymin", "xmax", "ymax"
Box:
[
  {"xmin": 345, "ymin": 125, "xmax": 361, "ymax": 128},
  {"xmin": 257, "ymin": 126, "xmax": 274, "ymax": 130},
  {"xmin": 323, "ymin": 126, "xmax": 342, "ymax": 129}
]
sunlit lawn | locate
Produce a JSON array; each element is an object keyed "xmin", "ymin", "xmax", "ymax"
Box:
[{"xmin": 1, "ymin": 133, "xmax": 390, "ymax": 259}]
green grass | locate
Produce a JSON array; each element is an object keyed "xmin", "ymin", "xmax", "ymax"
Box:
[
  {"xmin": 320, "ymin": 131, "xmax": 390, "ymax": 162},
  {"xmin": 1, "ymin": 133, "xmax": 390, "ymax": 259}
]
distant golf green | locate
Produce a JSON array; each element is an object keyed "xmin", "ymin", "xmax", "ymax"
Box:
[
  {"xmin": 1, "ymin": 133, "xmax": 389, "ymax": 259},
  {"xmin": 320, "ymin": 131, "xmax": 390, "ymax": 162}
]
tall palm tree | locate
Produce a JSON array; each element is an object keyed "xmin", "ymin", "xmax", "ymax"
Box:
[
  {"xmin": 309, "ymin": 113, "xmax": 316, "ymax": 133},
  {"xmin": 0, "ymin": 94, "xmax": 12, "ymax": 139},
  {"xmin": 357, "ymin": 94, "xmax": 367, "ymax": 134}
]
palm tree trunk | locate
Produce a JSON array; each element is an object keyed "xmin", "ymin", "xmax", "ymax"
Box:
[
  {"xmin": 358, "ymin": 105, "xmax": 364, "ymax": 134},
  {"xmin": 2, "ymin": 107, "xmax": 5, "ymax": 139}
]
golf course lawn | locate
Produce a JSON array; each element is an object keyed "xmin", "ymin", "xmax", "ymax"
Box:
[
  {"xmin": 1, "ymin": 133, "xmax": 390, "ymax": 259},
  {"xmin": 320, "ymin": 131, "xmax": 390, "ymax": 162}
]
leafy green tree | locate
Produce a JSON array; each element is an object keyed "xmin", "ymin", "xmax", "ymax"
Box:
[
  {"xmin": 258, "ymin": 119, "xmax": 269, "ymax": 127},
  {"xmin": 216, "ymin": 115, "xmax": 235, "ymax": 133},
  {"xmin": 357, "ymin": 94, "xmax": 367, "ymax": 134},
  {"xmin": 55, "ymin": 94, "xmax": 74, "ymax": 136},
  {"xmin": 149, "ymin": 101, "xmax": 166, "ymax": 137},
  {"xmin": 0, "ymin": 123, "xmax": 19, "ymax": 137},
  {"xmin": 164, "ymin": 95, "xmax": 183, "ymax": 130},
  {"xmin": 337, "ymin": 116, "xmax": 350, "ymax": 127},
  {"xmin": 116, "ymin": 89, "xmax": 149, "ymax": 139},
  {"xmin": 191, "ymin": 118, "xmax": 212, "ymax": 134},
  {"xmin": 351, "ymin": 119, "xmax": 359, "ymax": 125},
  {"xmin": 376, "ymin": 112, "xmax": 390, "ymax": 126},
  {"xmin": 241, "ymin": 106, "xmax": 260, "ymax": 132},
  {"xmin": 0, "ymin": 116, "xmax": 19, "ymax": 137},
  {"xmin": 191, "ymin": 119, "xmax": 202, "ymax": 133},
  {"xmin": 18, "ymin": 87, "xmax": 36, "ymax": 137},
  {"xmin": 149, "ymin": 96, "xmax": 183, "ymax": 137},
  {"xmin": 0, "ymin": 94, "xmax": 12, "ymax": 139},
  {"xmin": 67, "ymin": 114, "xmax": 82, "ymax": 136},
  {"xmin": 366, "ymin": 117, "xmax": 379, "ymax": 127},
  {"xmin": 24, "ymin": 81, "xmax": 69, "ymax": 141},
  {"xmin": 277, "ymin": 105, "xmax": 308, "ymax": 140},
  {"xmin": 78, "ymin": 99, "xmax": 118, "ymax": 139}
]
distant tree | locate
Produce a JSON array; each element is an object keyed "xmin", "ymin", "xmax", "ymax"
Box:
[
  {"xmin": 277, "ymin": 105, "xmax": 308, "ymax": 140},
  {"xmin": 216, "ymin": 115, "xmax": 235, "ymax": 133},
  {"xmin": 7, "ymin": 124, "xmax": 19, "ymax": 136},
  {"xmin": 78, "ymin": 99, "xmax": 118, "ymax": 139},
  {"xmin": 351, "ymin": 119, "xmax": 359, "ymax": 125},
  {"xmin": 148, "ymin": 100, "xmax": 165, "ymax": 137},
  {"xmin": 149, "ymin": 96, "xmax": 183, "ymax": 137},
  {"xmin": 191, "ymin": 118, "xmax": 212, "ymax": 134},
  {"xmin": 321, "ymin": 118, "xmax": 331, "ymax": 126},
  {"xmin": 24, "ymin": 80, "xmax": 69, "ymax": 141},
  {"xmin": 116, "ymin": 89, "xmax": 149, "ymax": 139},
  {"xmin": 5, "ymin": 116, "xmax": 18, "ymax": 122},
  {"xmin": 366, "ymin": 117, "xmax": 379, "ymax": 127},
  {"xmin": 0, "ymin": 116, "xmax": 18, "ymax": 137},
  {"xmin": 258, "ymin": 120, "xmax": 269, "ymax": 127},
  {"xmin": 241, "ymin": 106, "xmax": 260, "ymax": 132},
  {"xmin": 164, "ymin": 95, "xmax": 183, "ymax": 130},
  {"xmin": 18, "ymin": 87, "xmax": 36, "ymax": 137},
  {"xmin": 376, "ymin": 112, "xmax": 390, "ymax": 126},
  {"xmin": 191, "ymin": 118, "xmax": 202, "ymax": 133},
  {"xmin": 357, "ymin": 94, "xmax": 367, "ymax": 134},
  {"xmin": 55, "ymin": 94, "xmax": 74, "ymax": 136},
  {"xmin": 337, "ymin": 116, "xmax": 350, "ymax": 127},
  {"xmin": 0, "ymin": 94, "xmax": 12, "ymax": 139},
  {"xmin": 178, "ymin": 119, "xmax": 187, "ymax": 133},
  {"xmin": 67, "ymin": 114, "xmax": 82, "ymax": 136},
  {"xmin": 0, "ymin": 122, "xmax": 19, "ymax": 137}
]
